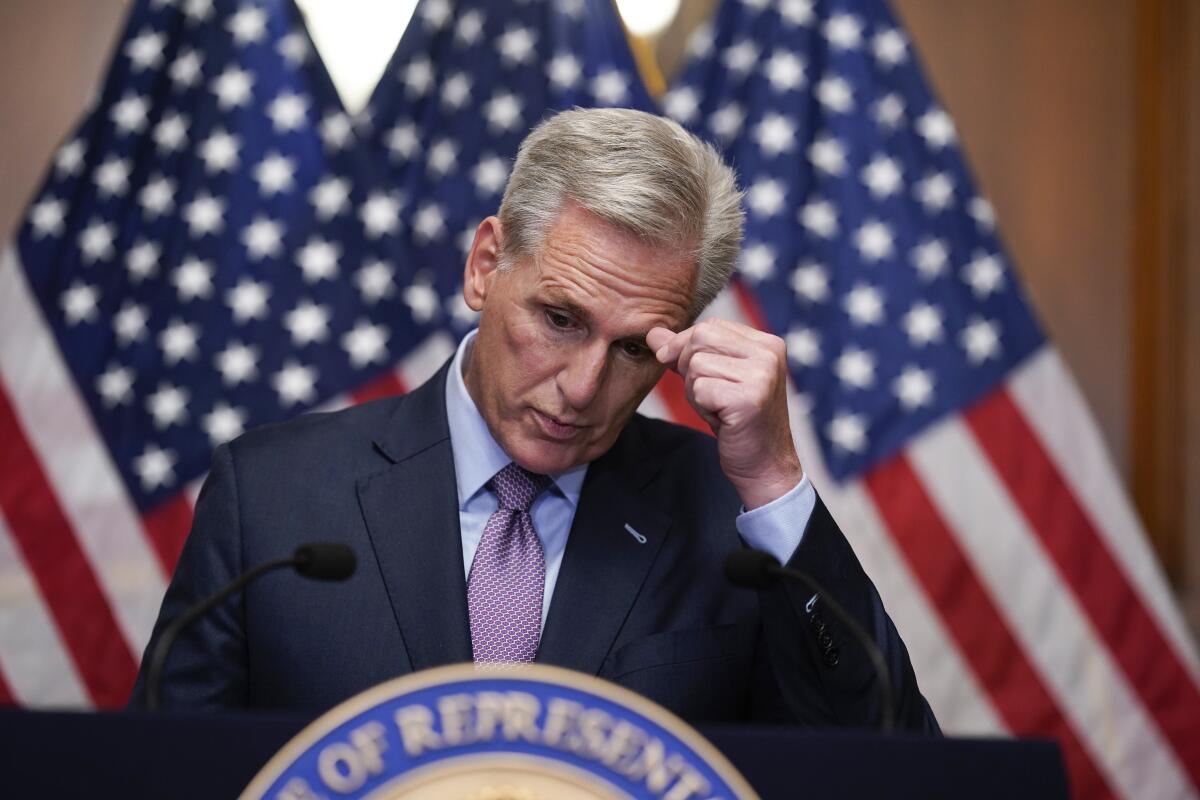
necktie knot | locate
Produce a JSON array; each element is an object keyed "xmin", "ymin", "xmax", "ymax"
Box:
[{"xmin": 489, "ymin": 462, "xmax": 552, "ymax": 512}]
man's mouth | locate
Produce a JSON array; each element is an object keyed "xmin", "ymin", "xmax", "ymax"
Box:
[{"xmin": 531, "ymin": 409, "xmax": 583, "ymax": 440}]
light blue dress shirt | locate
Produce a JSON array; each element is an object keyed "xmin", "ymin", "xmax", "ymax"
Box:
[{"xmin": 444, "ymin": 330, "xmax": 817, "ymax": 629}]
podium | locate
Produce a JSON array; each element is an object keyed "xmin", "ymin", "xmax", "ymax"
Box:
[{"xmin": 0, "ymin": 708, "xmax": 1068, "ymax": 798}]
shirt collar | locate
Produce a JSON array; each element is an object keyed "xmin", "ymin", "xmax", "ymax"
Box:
[{"xmin": 444, "ymin": 329, "xmax": 588, "ymax": 510}]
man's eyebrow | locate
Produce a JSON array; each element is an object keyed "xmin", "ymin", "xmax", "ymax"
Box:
[{"xmin": 542, "ymin": 294, "xmax": 591, "ymax": 323}]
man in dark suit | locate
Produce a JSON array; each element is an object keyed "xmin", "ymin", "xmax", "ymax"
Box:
[{"xmin": 131, "ymin": 108, "xmax": 938, "ymax": 732}]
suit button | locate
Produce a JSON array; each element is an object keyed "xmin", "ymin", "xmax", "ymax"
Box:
[
  {"xmin": 819, "ymin": 632, "xmax": 834, "ymax": 650},
  {"xmin": 824, "ymin": 648, "xmax": 840, "ymax": 668},
  {"xmin": 810, "ymin": 612, "xmax": 826, "ymax": 629}
]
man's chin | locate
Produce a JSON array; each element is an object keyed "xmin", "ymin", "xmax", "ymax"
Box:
[{"xmin": 503, "ymin": 435, "xmax": 588, "ymax": 476}]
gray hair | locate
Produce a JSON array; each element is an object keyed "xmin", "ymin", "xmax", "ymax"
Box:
[{"xmin": 497, "ymin": 107, "xmax": 744, "ymax": 317}]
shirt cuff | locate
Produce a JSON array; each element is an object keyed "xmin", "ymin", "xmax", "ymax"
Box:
[{"xmin": 734, "ymin": 473, "xmax": 816, "ymax": 565}]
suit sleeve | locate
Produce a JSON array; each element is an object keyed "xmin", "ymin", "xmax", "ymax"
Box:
[
  {"xmin": 752, "ymin": 494, "xmax": 941, "ymax": 734},
  {"xmin": 127, "ymin": 443, "xmax": 249, "ymax": 708}
]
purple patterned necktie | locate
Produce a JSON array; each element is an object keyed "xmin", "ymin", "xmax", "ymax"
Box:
[{"xmin": 468, "ymin": 463, "xmax": 553, "ymax": 663}]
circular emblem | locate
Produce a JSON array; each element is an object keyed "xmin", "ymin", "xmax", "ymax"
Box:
[{"xmin": 241, "ymin": 663, "xmax": 758, "ymax": 799}]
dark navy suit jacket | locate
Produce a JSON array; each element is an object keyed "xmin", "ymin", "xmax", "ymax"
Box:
[{"xmin": 131, "ymin": 361, "xmax": 938, "ymax": 731}]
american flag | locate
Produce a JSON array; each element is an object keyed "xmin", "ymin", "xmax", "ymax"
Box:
[{"xmin": 659, "ymin": 0, "xmax": 1200, "ymax": 798}]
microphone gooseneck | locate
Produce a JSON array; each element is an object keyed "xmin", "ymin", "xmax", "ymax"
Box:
[
  {"xmin": 144, "ymin": 542, "xmax": 356, "ymax": 710},
  {"xmin": 723, "ymin": 549, "xmax": 896, "ymax": 733}
]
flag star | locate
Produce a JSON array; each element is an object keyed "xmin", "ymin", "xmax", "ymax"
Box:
[
  {"xmin": 267, "ymin": 91, "xmax": 308, "ymax": 132},
  {"xmin": 799, "ymin": 198, "xmax": 839, "ymax": 239},
  {"xmin": 440, "ymin": 72, "xmax": 472, "ymax": 110},
  {"xmin": 824, "ymin": 13, "xmax": 862, "ymax": 49},
  {"xmin": 125, "ymin": 29, "xmax": 165, "ymax": 71},
  {"xmin": 903, "ymin": 302, "xmax": 944, "ymax": 346},
  {"xmin": 918, "ymin": 108, "xmax": 957, "ymax": 149},
  {"xmin": 873, "ymin": 28, "xmax": 908, "ymax": 67},
  {"xmin": 835, "ymin": 346, "xmax": 876, "ymax": 389},
  {"xmin": 484, "ymin": 92, "xmax": 523, "ymax": 133},
  {"xmin": 790, "ymin": 261, "xmax": 830, "ymax": 303},
  {"xmin": 147, "ymin": 382, "xmax": 189, "ymax": 428},
  {"xmin": 183, "ymin": 0, "xmax": 214, "ymax": 22},
  {"xmin": 722, "ymin": 40, "xmax": 760, "ymax": 76},
  {"xmin": 786, "ymin": 327, "xmax": 821, "ymax": 367},
  {"xmin": 746, "ymin": 178, "xmax": 786, "ymax": 218},
  {"xmin": 418, "ymin": 0, "xmax": 452, "ymax": 29},
  {"xmin": 134, "ymin": 445, "xmax": 176, "ymax": 491},
  {"xmin": 215, "ymin": 341, "xmax": 260, "ymax": 385},
  {"xmin": 342, "ymin": 321, "xmax": 390, "ymax": 367},
  {"xmin": 457, "ymin": 222, "xmax": 479, "ymax": 256},
  {"xmin": 738, "ymin": 243, "xmax": 776, "ymax": 283},
  {"xmin": 894, "ymin": 366, "xmax": 934, "ymax": 410},
  {"xmin": 295, "ymin": 238, "xmax": 340, "ymax": 283},
  {"xmin": 253, "ymin": 152, "xmax": 297, "ymax": 196},
  {"xmin": 78, "ymin": 220, "xmax": 116, "ymax": 263},
  {"xmin": 153, "ymin": 112, "xmax": 189, "ymax": 153},
  {"xmin": 111, "ymin": 93, "xmax": 149, "ymax": 134},
  {"xmin": 385, "ymin": 123, "xmax": 419, "ymax": 161},
  {"xmin": 172, "ymin": 257, "xmax": 214, "ymax": 301},
  {"xmin": 447, "ymin": 290, "xmax": 478, "ymax": 327},
  {"xmin": 227, "ymin": 5, "xmax": 268, "ymax": 45},
  {"xmin": 113, "ymin": 301, "xmax": 149, "ymax": 345},
  {"xmin": 855, "ymin": 220, "xmax": 895, "ymax": 262},
  {"xmin": 319, "ymin": 112, "xmax": 353, "ymax": 149},
  {"xmin": 548, "ymin": 53, "xmax": 581, "ymax": 90},
  {"xmin": 183, "ymin": 192, "xmax": 225, "ymax": 237},
  {"xmin": 412, "ymin": 203, "xmax": 446, "ymax": 243},
  {"xmin": 55, "ymin": 139, "xmax": 85, "ymax": 177},
  {"xmin": 912, "ymin": 238, "xmax": 949, "ymax": 279},
  {"xmin": 663, "ymin": 87, "xmax": 700, "ymax": 124},
  {"xmin": 96, "ymin": 364, "xmax": 135, "ymax": 408},
  {"xmin": 753, "ymin": 113, "xmax": 796, "ymax": 156},
  {"xmin": 559, "ymin": 0, "xmax": 586, "ymax": 17},
  {"xmin": 126, "ymin": 240, "xmax": 161, "ymax": 281},
  {"xmin": 241, "ymin": 216, "xmax": 285, "ymax": 259},
  {"xmin": 404, "ymin": 281, "xmax": 440, "ymax": 322},
  {"xmin": 962, "ymin": 317, "xmax": 1002, "ymax": 363},
  {"xmin": 355, "ymin": 260, "xmax": 395, "ymax": 303},
  {"xmin": 778, "ymin": 0, "xmax": 815, "ymax": 26},
  {"xmin": 497, "ymin": 25, "xmax": 536, "ymax": 66},
  {"xmin": 29, "ymin": 198, "xmax": 66, "ymax": 238},
  {"xmin": 284, "ymin": 300, "xmax": 331, "ymax": 345},
  {"xmin": 140, "ymin": 174, "xmax": 176, "ymax": 218},
  {"xmin": 709, "ymin": 102, "xmax": 745, "ymax": 142},
  {"xmin": 169, "ymin": 49, "xmax": 204, "ymax": 88},
  {"xmin": 964, "ymin": 252, "xmax": 1006, "ymax": 297},
  {"xmin": 211, "ymin": 66, "xmax": 254, "ymax": 109},
  {"xmin": 828, "ymin": 412, "xmax": 868, "ymax": 452},
  {"xmin": 226, "ymin": 278, "xmax": 270, "ymax": 322},
  {"xmin": 816, "ymin": 75, "xmax": 854, "ymax": 113},
  {"xmin": 309, "ymin": 176, "xmax": 351, "ymax": 220},
  {"xmin": 427, "ymin": 138, "xmax": 458, "ymax": 176},
  {"xmin": 402, "ymin": 57, "xmax": 434, "ymax": 97},
  {"xmin": 159, "ymin": 319, "xmax": 201, "ymax": 364},
  {"xmin": 862, "ymin": 155, "xmax": 903, "ymax": 199},
  {"xmin": 764, "ymin": 50, "xmax": 805, "ymax": 92},
  {"xmin": 844, "ymin": 283, "xmax": 885, "ymax": 325},
  {"xmin": 808, "ymin": 134, "xmax": 846, "ymax": 176},
  {"xmin": 203, "ymin": 402, "xmax": 247, "ymax": 445},
  {"xmin": 874, "ymin": 93, "xmax": 905, "ymax": 129},
  {"xmin": 686, "ymin": 23, "xmax": 714, "ymax": 57},
  {"xmin": 916, "ymin": 172, "xmax": 955, "ymax": 213},
  {"xmin": 61, "ymin": 282, "xmax": 100, "ymax": 324},
  {"xmin": 94, "ymin": 157, "xmax": 131, "ymax": 197},
  {"xmin": 455, "ymin": 9, "xmax": 484, "ymax": 44},
  {"xmin": 473, "ymin": 155, "xmax": 509, "ymax": 196},
  {"xmin": 592, "ymin": 70, "xmax": 629, "ymax": 106},
  {"xmin": 278, "ymin": 31, "xmax": 310, "ymax": 64},
  {"xmin": 970, "ymin": 197, "xmax": 997, "ymax": 229},
  {"xmin": 273, "ymin": 361, "xmax": 319, "ymax": 407},
  {"xmin": 360, "ymin": 192, "xmax": 402, "ymax": 238}
]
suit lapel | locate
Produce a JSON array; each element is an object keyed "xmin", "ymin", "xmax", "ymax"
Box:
[
  {"xmin": 537, "ymin": 419, "xmax": 670, "ymax": 674},
  {"xmin": 356, "ymin": 361, "xmax": 473, "ymax": 670}
]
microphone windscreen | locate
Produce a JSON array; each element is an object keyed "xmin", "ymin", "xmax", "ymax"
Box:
[
  {"xmin": 293, "ymin": 542, "xmax": 356, "ymax": 581},
  {"xmin": 723, "ymin": 549, "xmax": 782, "ymax": 589}
]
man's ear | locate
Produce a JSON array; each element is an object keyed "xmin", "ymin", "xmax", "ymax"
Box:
[{"xmin": 463, "ymin": 216, "xmax": 503, "ymax": 312}]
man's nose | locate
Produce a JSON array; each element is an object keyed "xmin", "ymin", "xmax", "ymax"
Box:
[{"xmin": 557, "ymin": 340, "xmax": 609, "ymax": 410}]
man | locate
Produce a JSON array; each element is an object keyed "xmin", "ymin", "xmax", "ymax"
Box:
[{"xmin": 131, "ymin": 108, "xmax": 938, "ymax": 732}]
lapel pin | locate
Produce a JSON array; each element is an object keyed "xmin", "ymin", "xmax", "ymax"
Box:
[{"xmin": 623, "ymin": 523, "xmax": 647, "ymax": 544}]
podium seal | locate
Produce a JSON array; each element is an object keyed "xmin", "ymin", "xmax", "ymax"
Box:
[{"xmin": 241, "ymin": 663, "xmax": 757, "ymax": 799}]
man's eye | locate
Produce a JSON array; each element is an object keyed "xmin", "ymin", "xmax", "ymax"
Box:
[
  {"xmin": 620, "ymin": 341, "xmax": 649, "ymax": 359},
  {"xmin": 545, "ymin": 309, "xmax": 573, "ymax": 329}
]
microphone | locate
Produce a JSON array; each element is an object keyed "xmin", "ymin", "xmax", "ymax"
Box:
[
  {"xmin": 724, "ymin": 549, "xmax": 896, "ymax": 732},
  {"xmin": 143, "ymin": 542, "xmax": 356, "ymax": 710}
]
